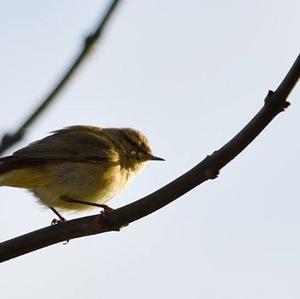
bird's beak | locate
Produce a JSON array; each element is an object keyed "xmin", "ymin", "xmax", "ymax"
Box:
[{"xmin": 149, "ymin": 155, "xmax": 165, "ymax": 161}]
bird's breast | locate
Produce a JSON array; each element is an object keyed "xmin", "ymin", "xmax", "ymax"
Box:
[{"xmin": 31, "ymin": 162, "xmax": 134, "ymax": 211}]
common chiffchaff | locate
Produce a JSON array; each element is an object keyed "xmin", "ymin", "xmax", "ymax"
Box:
[{"xmin": 0, "ymin": 126, "xmax": 163, "ymax": 221}]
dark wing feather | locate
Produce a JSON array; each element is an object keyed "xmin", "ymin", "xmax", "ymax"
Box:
[{"xmin": 0, "ymin": 126, "xmax": 119, "ymax": 174}]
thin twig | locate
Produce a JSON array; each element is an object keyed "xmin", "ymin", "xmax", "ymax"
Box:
[
  {"xmin": 0, "ymin": 54, "xmax": 299, "ymax": 263},
  {"xmin": 0, "ymin": 0, "xmax": 122, "ymax": 155}
]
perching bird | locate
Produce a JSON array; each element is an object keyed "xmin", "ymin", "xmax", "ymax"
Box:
[{"xmin": 0, "ymin": 126, "xmax": 164, "ymax": 222}]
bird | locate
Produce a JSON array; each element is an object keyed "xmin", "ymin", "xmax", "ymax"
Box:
[{"xmin": 0, "ymin": 125, "xmax": 164, "ymax": 223}]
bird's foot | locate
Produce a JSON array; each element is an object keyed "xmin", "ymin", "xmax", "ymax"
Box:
[
  {"xmin": 100, "ymin": 204, "xmax": 114, "ymax": 215},
  {"xmin": 50, "ymin": 207, "xmax": 66, "ymax": 225},
  {"xmin": 99, "ymin": 205, "xmax": 128, "ymax": 231},
  {"xmin": 51, "ymin": 217, "xmax": 66, "ymax": 226}
]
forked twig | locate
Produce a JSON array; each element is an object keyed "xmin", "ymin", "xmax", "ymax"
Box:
[{"xmin": 0, "ymin": 0, "xmax": 122, "ymax": 155}]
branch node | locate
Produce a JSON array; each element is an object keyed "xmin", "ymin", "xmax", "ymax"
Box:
[
  {"xmin": 97, "ymin": 214, "xmax": 124, "ymax": 232},
  {"xmin": 283, "ymin": 101, "xmax": 291, "ymax": 110},
  {"xmin": 264, "ymin": 90, "xmax": 274, "ymax": 105},
  {"xmin": 84, "ymin": 34, "xmax": 97, "ymax": 48},
  {"xmin": 264, "ymin": 89, "xmax": 290, "ymax": 113},
  {"xmin": 203, "ymin": 155, "xmax": 220, "ymax": 179},
  {"xmin": 205, "ymin": 168, "xmax": 220, "ymax": 180}
]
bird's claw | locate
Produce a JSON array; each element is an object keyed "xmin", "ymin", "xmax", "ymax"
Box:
[
  {"xmin": 99, "ymin": 206, "xmax": 128, "ymax": 231},
  {"xmin": 51, "ymin": 218, "xmax": 66, "ymax": 225},
  {"xmin": 100, "ymin": 204, "xmax": 114, "ymax": 215}
]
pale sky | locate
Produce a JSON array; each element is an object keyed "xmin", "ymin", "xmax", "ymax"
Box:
[{"xmin": 0, "ymin": 1, "xmax": 300, "ymax": 298}]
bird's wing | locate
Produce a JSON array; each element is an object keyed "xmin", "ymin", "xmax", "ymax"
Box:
[{"xmin": 0, "ymin": 126, "xmax": 119, "ymax": 174}]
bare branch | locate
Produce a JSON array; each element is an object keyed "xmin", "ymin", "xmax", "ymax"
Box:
[
  {"xmin": 0, "ymin": 0, "xmax": 122, "ymax": 155},
  {"xmin": 0, "ymin": 53, "xmax": 299, "ymax": 263}
]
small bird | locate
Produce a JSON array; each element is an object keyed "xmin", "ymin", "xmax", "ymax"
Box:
[{"xmin": 0, "ymin": 125, "xmax": 164, "ymax": 222}]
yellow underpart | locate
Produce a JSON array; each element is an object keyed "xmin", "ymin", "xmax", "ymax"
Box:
[
  {"xmin": 0, "ymin": 167, "xmax": 52, "ymax": 188},
  {"xmin": 0, "ymin": 162, "xmax": 136, "ymax": 211}
]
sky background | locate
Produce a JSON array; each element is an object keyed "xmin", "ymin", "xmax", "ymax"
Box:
[{"xmin": 0, "ymin": 1, "xmax": 300, "ymax": 298}]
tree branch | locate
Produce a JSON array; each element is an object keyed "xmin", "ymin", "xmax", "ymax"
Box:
[
  {"xmin": 0, "ymin": 53, "xmax": 299, "ymax": 263},
  {"xmin": 0, "ymin": 0, "xmax": 122, "ymax": 155}
]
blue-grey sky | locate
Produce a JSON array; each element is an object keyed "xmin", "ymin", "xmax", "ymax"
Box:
[{"xmin": 1, "ymin": 1, "xmax": 300, "ymax": 298}]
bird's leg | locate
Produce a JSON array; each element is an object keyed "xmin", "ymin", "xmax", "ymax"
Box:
[
  {"xmin": 50, "ymin": 207, "xmax": 66, "ymax": 225},
  {"xmin": 60, "ymin": 196, "xmax": 126, "ymax": 230},
  {"xmin": 49, "ymin": 207, "xmax": 70, "ymax": 244},
  {"xmin": 60, "ymin": 195, "xmax": 114, "ymax": 214}
]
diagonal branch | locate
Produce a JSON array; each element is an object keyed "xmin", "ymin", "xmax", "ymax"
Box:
[
  {"xmin": 0, "ymin": 0, "xmax": 122, "ymax": 155},
  {"xmin": 0, "ymin": 54, "xmax": 299, "ymax": 263}
]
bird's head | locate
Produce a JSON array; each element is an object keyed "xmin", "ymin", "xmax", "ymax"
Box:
[{"xmin": 104, "ymin": 128, "xmax": 164, "ymax": 165}]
